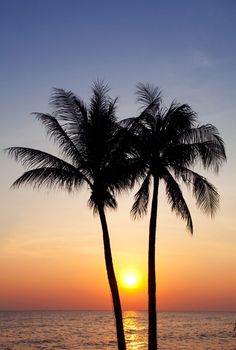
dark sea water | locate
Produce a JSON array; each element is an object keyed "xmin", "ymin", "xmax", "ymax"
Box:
[{"xmin": 0, "ymin": 311, "xmax": 236, "ymax": 350}]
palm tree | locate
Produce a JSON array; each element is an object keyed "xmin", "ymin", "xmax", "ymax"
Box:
[
  {"xmin": 6, "ymin": 82, "xmax": 133, "ymax": 350},
  {"xmin": 123, "ymin": 83, "xmax": 226, "ymax": 350}
]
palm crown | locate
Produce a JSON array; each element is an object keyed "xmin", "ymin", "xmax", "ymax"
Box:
[
  {"xmin": 7, "ymin": 82, "xmax": 133, "ymax": 212},
  {"xmin": 125, "ymin": 83, "xmax": 226, "ymax": 232}
]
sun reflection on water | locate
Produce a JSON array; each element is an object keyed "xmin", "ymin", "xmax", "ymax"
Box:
[{"xmin": 124, "ymin": 311, "xmax": 146, "ymax": 349}]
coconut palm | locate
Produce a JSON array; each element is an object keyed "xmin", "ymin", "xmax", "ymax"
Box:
[
  {"xmin": 123, "ymin": 83, "xmax": 226, "ymax": 350},
  {"xmin": 6, "ymin": 82, "xmax": 135, "ymax": 350}
]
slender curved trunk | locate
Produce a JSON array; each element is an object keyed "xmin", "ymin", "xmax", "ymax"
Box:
[
  {"xmin": 98, "ymin": 204, "xmax": 126, "ymax": 350},
  {"xmin": 148, "ymin": 176, "xmax": 159, "ymax": 350}
]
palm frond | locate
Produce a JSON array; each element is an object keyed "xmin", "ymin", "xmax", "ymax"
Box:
[
  {"xmin": 6, "ymin": 146, "xmax": 77, "ymax": 171},
  {"xmin": 166, "ymin": 139, "xmax": 225, "ymax": 172},
  {"xmin": 162, "ymin": 170, "xmax": 193, "ymax": 233},
  {"xmin": 136, "ymin": 82, "xmax": 162, "ymax": 109},
  {"xmin": 50, "ymin": 88, "xmax": 89, "ymax": 152},
  {"xmin": 50, "ymin": 88, "xmax": 87, "ymax": 123},
  {"xmin": 131, "ymin": 173, "xmax": 151, "ymax": 219},
  {"xmin": 181, "ymin": 124, "xmax": 221, "ymax": 143},
  {"xmin": 179, "ymin": 124, "xmax": 226, "ymax": 173},
  {"xmin": 162, "ymin": 102, "xmax": 197, "ymax": 138},
  {"xmin": 193, "ymin": 174, "xmax": 219, "ymax": 216},
  {"xmin": 89, "ymin": 80, "xmax": 112, "ymax": 118},
  {"xmin": 121, "ymin": 115, "xmax": 152, "ymax": 135},
  {"xmin": 107, "ymin": 97, "xmax": 118, "ymax": 117},
  {"xmin": 175, "ymin": 167, "xmax": 219, "ymax": 216},
  {"xmin": 33, "ymin": 113, "xmax": 85, "ymax": 166},
  {"xmin": 11, "ymin": 167, "xmax": 84, "ymax": 192},
  {"xmin": 194, "ymin": 141, "xmax": 226, "ymax": 173}
]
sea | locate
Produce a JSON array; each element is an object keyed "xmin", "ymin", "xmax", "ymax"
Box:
[{"xmin": 0, "ymin": 311, "xmax": 236, "ymax": 350}]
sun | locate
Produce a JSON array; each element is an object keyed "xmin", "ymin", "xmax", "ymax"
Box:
[
  {"xmin": 120, "ymin": 271, "xmax": 140, "ymax": 289},
  {"xmin": 125, "ymin": 273, "xmax": 137, "ymax": 287}
]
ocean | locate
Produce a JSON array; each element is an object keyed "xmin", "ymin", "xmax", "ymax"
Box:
[{"xmin": 0, "ymin": 311, "xmax": 236, "ymax": 349}]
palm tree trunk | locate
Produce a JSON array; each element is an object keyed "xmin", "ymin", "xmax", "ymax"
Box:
[
  {"xmin": 98, "ymin": 204, "xmax": 126, "ymax": 350},
  {"xmin": 148, "ymin": 176, "xmax": 159, "ymax": 350}
]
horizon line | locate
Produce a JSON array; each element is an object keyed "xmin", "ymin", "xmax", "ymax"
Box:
[{"xmin": 1, "ymin": 309, "xmax": 236, "ymax": 313}]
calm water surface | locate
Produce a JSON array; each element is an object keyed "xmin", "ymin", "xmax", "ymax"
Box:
[{"xmin": 0, "ymin": 311, "xmax": 236, "ymax": 349}]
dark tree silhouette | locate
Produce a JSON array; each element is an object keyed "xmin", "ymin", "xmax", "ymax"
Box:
[
  {"xmin": 123, "ymin": 83, "xmax": 226, "ymax": 350},
  {"xmin": 6, "ymin": 82, "xmax": 135, "ymax": 350}
]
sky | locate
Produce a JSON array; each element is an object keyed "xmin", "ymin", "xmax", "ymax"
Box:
[{"xmin": 0, "ymin": 0, "xmax": 236, "ymax": 311}]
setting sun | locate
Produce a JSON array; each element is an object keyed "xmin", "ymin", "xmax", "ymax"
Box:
[
  {"xmin": 125, "ymin": 274, "xmax": 137, "ymax": 287},
  {"xmin": 120, "ymin": 270, "xmax": 141, "ymax": 289}
]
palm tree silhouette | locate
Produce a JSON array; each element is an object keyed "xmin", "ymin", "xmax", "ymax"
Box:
[
  {"xmin": 7, "ymin": 82, "xmax": 133, "ymax": 350},
  {"xmin": 123, "ymin": 83, "xmax": 226, "ymax": 350}
]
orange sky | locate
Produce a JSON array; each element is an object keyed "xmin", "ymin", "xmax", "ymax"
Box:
[{"xmin": 0, "ymin": 178, "xmax": 235, "ymax": 311}]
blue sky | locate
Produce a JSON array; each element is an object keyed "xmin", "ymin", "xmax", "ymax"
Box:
[
  {"xmin": 1, "ymin": 1, "xmax": 235, "ymax": 113},
  {"xmin": 0, "ymin": 0, "xmax": 236, "ymax": 310}
]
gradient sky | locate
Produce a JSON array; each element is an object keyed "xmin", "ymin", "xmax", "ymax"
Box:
[{"xmin": 0, "ymin": 0, "xmax": 236, "ymax": 311}]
